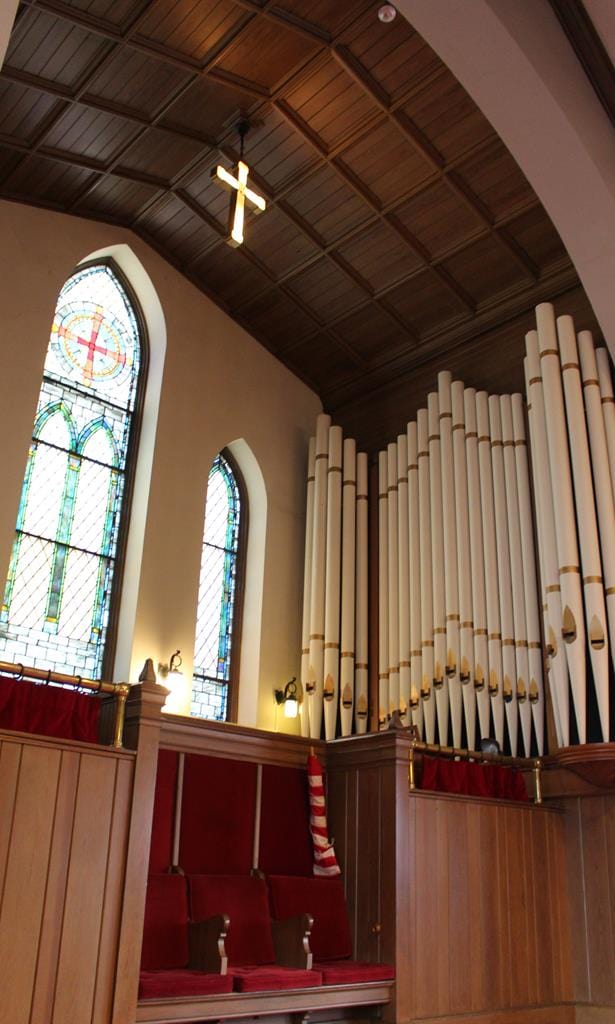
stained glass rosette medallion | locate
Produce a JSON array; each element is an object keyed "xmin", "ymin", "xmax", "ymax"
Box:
[
  {"xmin": 191, "ymin": 454, "xmax": 241, "ymax": 721},
  {"xmin": 0, "ymin": 264, "xmax": 141, "ymax": 680}
]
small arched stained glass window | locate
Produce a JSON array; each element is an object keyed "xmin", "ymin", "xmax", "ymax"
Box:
[
  {"xmin": 191, "ymin": 452, "xmax": 244, "ymax": 721},
  {"xmin": 0, "ymin": 262, "xmax": 143, "ymax": 679}
]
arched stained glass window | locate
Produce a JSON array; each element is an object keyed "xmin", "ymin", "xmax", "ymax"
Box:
[
  {"xmin": 0, "ymin": 261, "xmax": 144, "ymax": 679},
  {"xmin": 191, "ymin": 452, "xmax": 245, "ymax": 722}
]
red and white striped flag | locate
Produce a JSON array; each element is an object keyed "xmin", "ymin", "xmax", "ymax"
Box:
[{"xmin": 307, "ymin": 754, "xmax": 341, "ymax": 877}]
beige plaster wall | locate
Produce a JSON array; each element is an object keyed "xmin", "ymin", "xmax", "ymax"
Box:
[{"xmin": 0, "ymin": 199, "xmax": 321, "ymax": 730}]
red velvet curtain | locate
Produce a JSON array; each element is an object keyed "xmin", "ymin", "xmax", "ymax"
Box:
[
  {"xmin": 0, "ymin": 674, "xmax": 100, "ymax": 743},
  {"xmin": 420, "ymin": 754, "xmax": 528, "ymax": 801}
]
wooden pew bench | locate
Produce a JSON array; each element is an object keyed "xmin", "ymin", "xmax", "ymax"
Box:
[{"xmin": 137, "ymin": 874, "xmax": 394, "ymax": 1024}]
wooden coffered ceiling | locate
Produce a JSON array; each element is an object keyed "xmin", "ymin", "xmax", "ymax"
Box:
[{"xmin": 0, "ymin": 0, "xmax": 601, "ymax": 451}]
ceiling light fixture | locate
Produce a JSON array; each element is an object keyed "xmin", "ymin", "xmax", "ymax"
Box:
[
  {"xmin": 377, "ymin": 4, "xmax": 397, "ymax": 22},
  {"xmin": 211, "ymin": 119, "xmax": 266, "ymax": 247}
]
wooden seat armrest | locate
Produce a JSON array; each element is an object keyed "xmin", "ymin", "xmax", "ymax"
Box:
[
  {"xmin": 188, "ymin": 913, "xmax": 229, "ymax": 974},
  {"xmin": 271, "ymin": 913, "xmax": 314, "ymax": 970}
]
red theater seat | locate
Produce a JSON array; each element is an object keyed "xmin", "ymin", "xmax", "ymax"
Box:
[
  {"xmin": 139, "ymin": 874, "xmax": 230, "ymax": 1000},
  {"xmin": 267, "ymin": 875, "xmax": 395, "ymax": 985},
  {"xmin": 189, "ymin": 874, "xmax": 322, "ymax": 993}
]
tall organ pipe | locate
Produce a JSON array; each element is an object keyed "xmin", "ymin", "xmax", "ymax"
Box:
[
  {"xmin": 308, "ymin": 414, "xmax": 331, "ymax": 739},
  {"xmin": 387, "ymin": 442, "xmax": 400, "ymax": 719},
  {"xmin": 536, "ymin": 303, "xmax": 586, "ymax": 743},
  {"xmin": 397, "ymin": 435, "xmax": 411, "ymax": 722},
  {"xmin": 418, "ymin": 409, "xmax": 436, "ymax": 743},
  {"xmin": 476, "ymin": 392, "xmax": 504, "ymax": 749},
  {"xmin": 355, "ymin": 453, "xmax": 369, "ymax": 732},
  {"xmin": 407, "ymin": 421, "xmax": 423, "ymax": 733},
  {"xmin": 339, "ymin": 438, "xmax": 356, "ymax": 737},
  {"xmin": 428, "ymin": 392, "xmax": 449, "ymax": 744},
  {"xmin": 378, "ymin": 451, "xmax": 389, "ymax": 728},
  {"xmin": 511, "ymin": 394, "xmax": 545, "ymax": 754},
  {"xmin": 300, "ymin": 437, "xmax": 315, "ymax": 738},
  {"xmin": 464, "ymin": 388, "xmax": 491, "ymax": 741},
  {"xmin": 438, "ymin": 372, "xmax": 462, "ymax": 747}
]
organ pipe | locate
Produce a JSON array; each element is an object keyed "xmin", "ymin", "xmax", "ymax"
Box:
[
  {"xmin": 397, "ymin": 434, "xmax": 411, "ymax": 723},
  {"xmin": 464, "ymin": 388, "xmax": 491, "ymax": 742},
  {"xmin": 355, "ymin": 453, "xmax": 369, "ymax": 732},
  {"xmin": 300, "ymin": 437, "xmax": 315, "ymax": 738},
  {"xmin": 339, "ymin": 438, "xmax": 356, "ymax": 738},
  {"xmin": 452, "ymin": 382, "xmax": 476, "ymax": 751},
  {"xmin": 428, "ymin": 392, "xmax": 449, "ymax": 744},
  {"xmin": 438, "ymin": 372, "xmax": 463, "ymax": 747},
  {"xmin": 308, "ymin": 414, "xmax": 331, "ymax": 740}
]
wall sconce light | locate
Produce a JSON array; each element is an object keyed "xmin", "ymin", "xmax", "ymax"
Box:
[
  {"xmin": 274, "ymin": 676, "xmax": 299, "ymax": 718},
  {"xmin": 158, "ymin": 650, "xmax": 184, "ymax": 714}
]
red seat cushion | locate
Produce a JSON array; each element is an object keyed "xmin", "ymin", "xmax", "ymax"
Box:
[
  {"xmin": 189, "ymin": 874, "xmax": 276, "ymax": 966},
  {"xmin": 267, "ymin": 875, "xmax": 352, "ymax": 961},
  {"xmin": 229, "ymin": 966, "xmax": 323, "ymax": 992},
  {"xmin": 141, "ymin": 874, "xmax": 189, "ymax": 970},
  {"xmin": 139, "ymin": 969, "xmax": 233, "ymax": 999},
  {"xmin": 314, "ymin": 960, "xmax": 395, "ymax": 985}
]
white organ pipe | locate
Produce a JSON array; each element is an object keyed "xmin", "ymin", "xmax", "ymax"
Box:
[
  {"xmin": 407, "ymin": 421, "xmax": 423, "ymax": 735},
  {"xmin": 464, "ymin": 388, "xmax": 491, "ymax": 742},
  {"xmin": 438, "ymin": 372, "xmax": 462, "ymax": 747},
  {"xmin": 511, "ymin": 393, "xmax": 545, "ymax": 754},
  {"xmin": 378, "ymin": 451, "xmax": 389, "ymax": 729},
  {"xmin": 500, "ymin": 396, "xmax": 531, "ymax": 756},
  {"xmin": 397, "ymin": 435, "xmax": 411, "ymax": 723},
  {"xmin": 323, "ymin": 426, "xmax": 343, "ymax": 741},
  {"xmin": 578, "ymin": 332, "xmax": 615, "ymax": 680},
  {"xmin": 428, "ymin": 392, "xmax": 449, "ymax": 744},
  {"xmin": 300, "ymin": 437, "xmax": 315, "ymax": 738},
  {"xmin": 308, "ymin": 413, "xmax": 331, "ymax": 739},
  {"xmin": 452, "ymin": 382, "xmax": 476, "ymax": 750},
  {"xmin": 558, "ymin": 318, "xmax": 609, "ymax": 741},
  {"xmin": 525, "ymin": 337, "xmax": 567, "ymax": 746},
  {"xmin": 340, "ymin": 438, "xmax": 356, "ymax": 738},
  {"xmin": 476, "ymin": 392, "xmax": 504, "ymax": 749},
  {"xmin": 355, "ymin": 452, "xmax": 369, "ymax": 733},
  {"xmin": 489, "ymin": 396, "xmax": 518, "ymax": 756},
  {"xmin": 387, "ymin": 442, "xmax": 400, "ymax": 719},
  {"xmin": 417, "ymin": 409, "xmax": 436, "ymax": 743},
  {"xmin": 536, "ymin": 303, "xmax": 586, "ymax": 743},
  {"xmin": 595, "ymin": 347, "xmax": 615, "ymax": 497}
]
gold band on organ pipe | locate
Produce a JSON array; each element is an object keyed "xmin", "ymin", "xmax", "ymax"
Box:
[
  {"xmin": 355, "ymin": 452, "xmax": 369, "ymax": 732},
  {"xmin": 378, "ymin": 450, "xmax": 389, "ymax": 728},
  {"xmin": 535, "ymin": 303, "xmax": 586, "ymax": 743},
  {"xmin": 489, "ymin": 396, "xmax": 518, "ymax": 756},
  {"xmin": 438, "ymin": 372, "xmax": 463, "ymax": 747},
  {"xmin": 308, "ymin": 414, "xmax": 331, "ymax": 740},
  {"xmin": 452, "ymin": 381, "xmax": 476, "ymax": 751},
  {"xmin": 407, "ymin": 422, "xmax": 423, "ymax": 734},
  {"xmin": 578, "ymin": 334, "xmax": 615, "ymax": 683},
  {"xmin": 595, "ymin": 347, "xmax": 615, "ymax": 497},
  {"xmin": 418, "ymin": 409, "xmax": 436, "ymax": 743},
  {"xmin": 300, "ymin": 437, "xmax": 315, "ymax": 738},
  {"xmin": 387, "ymin": 442, "xmax": 400, "ymax": 719},
  {"xmin": 464, "ymin": 388, "xmax": 491, "ymax": 742},
  {"xmin": 558, "ymin": 316, "xmax": 609, "ymax": 741},
  {"xmin": 428, "ymin": 392, "xmax": 450, "ymax": 744},
  {"xmin": 511, "ymin": 394, "xmax": 545, "ymax": 754},
  {"xmin": 323, "ymin": 426, "xmax": 343, "ymax": 741},
  {"xmin": 339, "ymin": 437, "xmax": 356, "ymax": 738},
  {"xmin": 524, "ymin": 337, "xmax": 568, "ymax": 746},
  {"xmin": 476, "ymin": 391, "xmax": 505, "ymax": 749},
  {"xmin": 397, "ymin": 435, "xmax": 411, "ymax": 722},
  {"xmin": 500, "ymin": 395, "xmax": 531, "ymax": 756}
]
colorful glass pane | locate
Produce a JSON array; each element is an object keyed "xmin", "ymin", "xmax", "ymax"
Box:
[
  {"xmin": 0, "ymin": 263, "xmax": 141, "ymax": 679},
  {"xmin": 191, "ymin": 453, "xmax": 241, "ymax": 722}
]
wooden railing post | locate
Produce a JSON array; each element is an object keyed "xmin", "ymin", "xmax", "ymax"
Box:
[{"xmin": 111, "ymin": 676, "xmax": 168, "ymax": 1024}]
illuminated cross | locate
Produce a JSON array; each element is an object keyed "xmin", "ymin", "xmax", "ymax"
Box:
[{"xmin": 211, "ymin": 121, "xmax": 266, "ymax": 247}]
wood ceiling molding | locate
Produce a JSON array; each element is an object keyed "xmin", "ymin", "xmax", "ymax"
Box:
[{"xmin": 0, "ymin": 0, "xmax": 597, "ymax": 451}]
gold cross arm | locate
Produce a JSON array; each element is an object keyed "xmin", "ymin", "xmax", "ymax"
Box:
[{"xmin": 211, "ymin": 160, "xmax": 266, "ymax": 247}]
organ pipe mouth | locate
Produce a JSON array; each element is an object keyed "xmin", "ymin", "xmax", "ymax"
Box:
[
  {"xmin": 517, "ymin": 680, "xmax": 527, "ymax": 703},
  {"xmin": 474, "ymin": 665, "xmax": 485, "ymax": 691},
  {"xmin": 460, "ymin": 657, "xmax": 470, "ymax": 684},
  {"xmin": 503, "ymin": 677, "xmax": 514, "ymax": 703},
  {"xmin": 529, "ymin": 680, "xmax": 539, "ymax": 704},
  {"xmin": 561, "ymin": 606, "xmax": 577, "ymax": 643},
  {"xmin": 547, "ymin": 626, "xmax": 557, "ymax": 657},
  {"xmin": 420, "ymin": 685, "xmax": 431, "ymax": 701},
  {"xmin": 488, "ymin": 671, "xmax": 499, "ymax": 696},
  {"xmin": 589, "ymin": 615, "xmax": 605, "ymax": 650}
]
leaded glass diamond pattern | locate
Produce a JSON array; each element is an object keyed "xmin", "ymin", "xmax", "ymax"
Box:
[
  {"xmin": 191, "ymin": 454, "xmax": 241, "ymax": 722},
  {"xmin": 0, "ymin": 263, "xmax": 141, "ymax": 680}
]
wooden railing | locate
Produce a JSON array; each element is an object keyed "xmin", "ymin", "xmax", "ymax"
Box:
[{"xmin": 0, "ymin": 658, "xmax": 130, "ymax": 747}]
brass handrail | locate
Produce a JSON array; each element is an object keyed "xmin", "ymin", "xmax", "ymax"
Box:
[
  {"xmin": 408, "ymin": 737, "xmax": 542, "ymax": 804},
  {"xmin": 0, "ymin": 659, "xmax": 130, "ymax": 749}
]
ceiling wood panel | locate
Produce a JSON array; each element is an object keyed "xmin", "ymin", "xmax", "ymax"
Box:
[{"xmin": 0, "ymin": 0, "xmax": 591, "ymax": 452}]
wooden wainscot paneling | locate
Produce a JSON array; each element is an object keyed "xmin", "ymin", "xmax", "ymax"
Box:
[
  {"xmin": 326, "ymin": 731, "xmax": 574, "ymax": 1024},
  {"xmin": 0, "ymin": 730, "xmax": 135, "ymax": 1024},
  {"xmin": 159, "ymin": 714, "xmax": 326, "ymax": 767}
]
